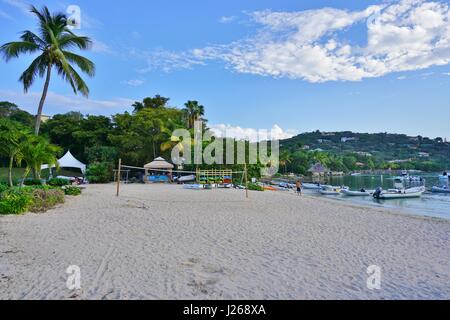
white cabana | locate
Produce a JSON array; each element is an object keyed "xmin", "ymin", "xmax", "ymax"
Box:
[
  {"xmin": 41, "ymin": 150, "xmax": 87, "ymax": 174},
  {"xmin": 144, "ymin": 157, "xmax": 174, "ymax": 170},
  {"xmin": 144, "ymin": 157, "xmax": 174, "ymax": 183}
]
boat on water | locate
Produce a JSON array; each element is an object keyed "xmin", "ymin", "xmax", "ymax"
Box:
[
  {"xmin": 431, "ymin": 186, "xmax": 450, "ymax": 194},
  {"xmin": 341, "ymin": 189, "xmax": 374, "ymax": 196},
  {"xmin": 373, "ymin": 186, "xmax": 426, "ymax": 199},
  {"xmin": 319, "ymin": 186, "xmax": 346, "ymax": 196},
  {"xmin": 303, "ymin": 183, "xmax": 332, "ymax": 190}
]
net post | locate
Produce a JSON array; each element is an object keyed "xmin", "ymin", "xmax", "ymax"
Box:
[
  {"xmin": 116, "ymin": 158, "xmax": 121, "ymax": 197},
  {"xmin": 244, "ymin": 163, "xmax": 249, "ymax": 199}
]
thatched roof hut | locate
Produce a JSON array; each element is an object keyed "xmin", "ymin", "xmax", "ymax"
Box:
[
  {"xmin": 308, "ymin": 163, "xmax": 328, "ymax": 176},
  {"xmin": 144, "ymin": 157, "xmax": 174, "ymax": 170}
]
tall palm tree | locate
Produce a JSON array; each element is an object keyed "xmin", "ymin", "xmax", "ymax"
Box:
[
  {"xmin": 183, "ymin": 101, "xmax": 205, "ymax": 129},
  {"xmin": 0, "ymin": 5, "xmax": 95, "ymax": 135}
]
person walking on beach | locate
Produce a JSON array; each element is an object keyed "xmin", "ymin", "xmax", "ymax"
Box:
[{"xmin": 296, "ymin": 180, "xmax": 302, "ymax": 196}]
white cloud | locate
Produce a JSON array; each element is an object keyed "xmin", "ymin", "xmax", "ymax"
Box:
[
  {"xmin": 219, "ymin": 16, "xmax": 237, "ymax": 24},
  {"xmin": 0, "ymin": 89, "xmax": 134, "ymax": 115},
  {"xmin": 135, "ymin": 48, "xmax": 205, "ymax": 74},
  {"xmin": 121, "ymin": 79, "xmax": 144, "ymax": 86},
  {"xmin": 1, "ymin": 0, "xmax": 31, "ymax": 15},
  {"xmin": 209, "ymin": 124, "xmax": 298, "ymax": 142},
  {"xmin": 147, "ymin": 0, "xmax": 450, "ymax": 82},
  {"xmin": 0, "ymin": 9, "xmax": 13, "ymax": 19},
  {"xmin": 91, "ymin": 39, "xmax": 114, "ymax": 54}
]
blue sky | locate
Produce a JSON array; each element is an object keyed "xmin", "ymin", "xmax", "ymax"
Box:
[{"xmin": 1, "ymin": 0, "xmax": 450, "ymax": 140}]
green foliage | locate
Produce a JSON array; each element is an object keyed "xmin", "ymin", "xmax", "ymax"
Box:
[
  {"xmin": 47, "ymin": 178, "xmax": 70, "ymax": 187},
  {"xmin": 63, "ymin": 186, "xmax": 82, "ymax": 196},
  {"xmin": 0, "ymin": 101, "xmax": 34, "ymax": 127},
  {"xmin": 0, "ymin": 188, "xmax": 32, "ymax": 215},
  {"xmin": 23, "ymin": 178, "xmax": 44, "ymax": 186},
  {"xmin": 247, "ymin": 183, "xmax": 264, "ymax": 191},
  {"xmin": 0, "ymin": 183, "xmax": 9, "ymax": 194},
  {"xmin": 29, "ymin": 188, "xmax": 65, "ymax": 213},
  {"xmin": 86, "ymin": 162, "xmax": 111, "ymax": 183}
]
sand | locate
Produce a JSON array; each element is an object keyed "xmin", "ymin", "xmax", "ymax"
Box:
[{"xmin": 0, "ymin": 183, "xmax": 449, "ymax": 300}]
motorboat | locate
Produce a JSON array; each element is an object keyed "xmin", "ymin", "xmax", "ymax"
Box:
[
  {"xmin": 373, "ymin": 186, "xmax": 425, "ymax": 199},
  {"xmin": 302, "ymin": 183, "xmax": 322, "ymax": 190},
  {"xmin": 431, "ymin": 186, "xmax": 450, "ymax": 194},
  {"xmin": 341, "ymin": 189, "xmax": 374, "ymax": 196},
  {"xmin": 175, "ymin": 174, "xmax": 196, "ymax": 183},
  {"xmin": 319, "ymin": 186, "xmax": 345, "ymax": 195}
]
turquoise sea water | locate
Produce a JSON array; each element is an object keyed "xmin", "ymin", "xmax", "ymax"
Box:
[{"xmin": 305, "ymin": 173, "xmax": 450, "ymax": 220}]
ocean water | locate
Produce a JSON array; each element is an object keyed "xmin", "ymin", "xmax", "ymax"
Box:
[{"xmin": 305, "ymin": 173, "xmax": 450, "ymax": 220}]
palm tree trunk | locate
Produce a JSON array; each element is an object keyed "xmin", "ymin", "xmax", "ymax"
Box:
[
  {"xmin": 8, "ymin": 155, "xmax": 14, "ymax": 187},
  {"xmin": 34, "ymin": 64, "xmax": 52, "ymax": 135}
]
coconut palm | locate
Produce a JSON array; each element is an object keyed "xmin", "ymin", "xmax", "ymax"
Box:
[
  {"xmin": 0, "ymin": 119, "xmax": 30, "ymax": 186},
  {"xmin": 17, "ymin": 135, "xmax": 61, "ymax": 181},
  {"xmin": 0, "ymin": 5, "xmax": 95, "ymax": 135},
  {"xmin": 279, "ymin": 151, "xmax": 292, "ymax": 174},
  {"xmin": 183, "ymin": 101, "xmax": 205, "ymax": 129}
]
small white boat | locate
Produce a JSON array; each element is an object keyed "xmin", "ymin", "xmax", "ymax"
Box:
[
  {"xmin": 341, "ymin": 189, "xmax": 374, "ymax": 196},
  {"xmin": 303, "ymin": 183, "xmax": 322, "ymax": 190},
  {"xmin": 431, "ymin": 186, "xmax": 450, "ymax": 194},
  {"xmin": 351, "ymin": 173, "xmax": 362, "ymax": 176},
  {"xmin": 373, "ymin": 186, "xmax": 425, "ymax": 199},
  {"xmin": 320, "ymin": 186, "xmax": 343, "ymax": 195},
  {"xmin": 176, "ymin": 174, "xmax": 196, "ymax": 183},
  {"xmin": 183, "ymin": 184, "xmax": 203, "ymax": 190}
]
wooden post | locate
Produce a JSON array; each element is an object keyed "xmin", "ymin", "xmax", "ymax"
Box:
[
  {"xmin": 116, "ymin": 158, "xmax": 121, "ymax": 197},
  {"xmin": 244, "ymin": 163, "xmax": 249, "ymax": 199}
]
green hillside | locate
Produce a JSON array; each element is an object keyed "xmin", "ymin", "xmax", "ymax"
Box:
[{"xmin": 280, "ymin": 131, "xmax": 450, "ymax": 173}]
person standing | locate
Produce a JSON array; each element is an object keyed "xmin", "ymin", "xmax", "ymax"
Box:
[{"xmin": 296, "ymin": 180, "xmax": 302, "ymax": 196}]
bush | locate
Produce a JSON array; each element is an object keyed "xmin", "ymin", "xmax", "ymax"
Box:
[
  {"xmin": 29, "ymin": 189, "xmax": 65, "ymax": 213},
  {"xmin": 86, "ymin": 162, "xmax": 111, "ymax": 183},
  {"xmin": 0, "ymin": 183, "xmax": 9, "ymax": 195},
  {"xmin": 247, "ymin": 183, "xmax": 264, "ymax": 192},
  {"xmin": 63, "ymin": 186, "xmax": 82, "ymax": 196},
  {"xmin": 23, "ymin": 178, "xmax": 44, "ymax": 186},
  {"xmin": 47, "ymin": 178, "xmax": 70, "ymax": 187},
  {"xmin": 0, "ymin": 188, "xmax": 32, "ymax": 215}
]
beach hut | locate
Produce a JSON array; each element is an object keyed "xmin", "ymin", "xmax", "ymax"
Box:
[
  {"xmin": 144, "ymin": 157, "xmax": 174, "ymax": 183},
  {"xmin": 308, "ymin": 163, "xmax": 329, "ymax": 177}
]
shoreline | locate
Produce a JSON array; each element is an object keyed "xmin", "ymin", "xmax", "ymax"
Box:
[{"xmin": 1, "ymin": 183, "xmax": 449, "ymax": 300}]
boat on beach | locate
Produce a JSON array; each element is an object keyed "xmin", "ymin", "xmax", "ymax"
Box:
[
  {"xmin": 373, "ymin": 186, "xmax": 426, "ymax": 199},
  {"xmin": 341, "ymin": 189, "xmax": 374, "ymax": 196}
]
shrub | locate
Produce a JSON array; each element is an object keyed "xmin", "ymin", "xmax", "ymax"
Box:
[
  {"xmin": 0, "ymin": 188, "xmax": 32, "ymax": 215},
  {"xmin": 0, "ymin": 183, "xmax": 9, "ymax": 195},
  {"xmin": 23, "ymin": 178, "xmax": 44, "ymax": 186},
  {"xmin": 47, "ymin": 178, "xmax": 70, "ymax": 187},
  {"xmin": 247, "ymin": 183, "xmax": 264, "ymax": 192},
  {"xmin": 29, "ymin": 189, "xmax": 65, "ymax": 213},
  {"xmin": 86, "ymin": 162, "xmax": 111, "ymax": 183},
  {"xmin": 63, "ymin": 186, "xmax": 82, "ymax": 196}
]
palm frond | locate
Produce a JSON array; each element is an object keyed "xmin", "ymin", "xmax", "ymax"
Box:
[
  {"xmin": 19, "ymin": 54, "xmax": 48, "ymax": 92},
  {"xmin": 19, "ymin": 30, "xmax": 46, "ymax": 48},
  {"xmin": 59, "ymin": 34, "xmax": 92, "ymax": 50},
  {"xmin": 0, "ymin": 41, "xmax": 40, "ymax": 61},
  {"xmin": 62, "ymin": 51, "xmax": 95, "ymax": 76}
]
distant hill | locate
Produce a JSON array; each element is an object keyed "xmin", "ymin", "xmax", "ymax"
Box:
[{"xmin": 281, "ymin": 131, "xmax": 450, "ymax": 172}]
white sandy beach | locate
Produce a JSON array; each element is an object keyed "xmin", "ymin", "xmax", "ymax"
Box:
[{"xmin": 0, "ymin": 183, "xmax": 449, "ymax": 300}]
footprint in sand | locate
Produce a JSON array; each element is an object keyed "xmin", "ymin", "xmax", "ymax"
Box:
[{"xmin": 183, "ymin": 258, "xmax": 226, "ymax": 297}]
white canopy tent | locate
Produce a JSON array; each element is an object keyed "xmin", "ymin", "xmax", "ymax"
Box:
[{"xmin": 41, "ymin": 150, "xmax": 87, "ymax": 174}]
